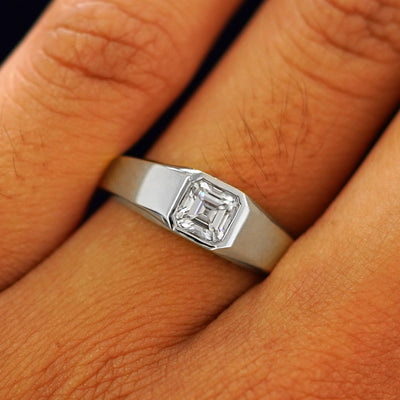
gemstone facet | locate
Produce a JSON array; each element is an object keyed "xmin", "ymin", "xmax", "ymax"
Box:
[{"xmin": 173, "ymin": 179, "xmax": 240, "ymax": 245}]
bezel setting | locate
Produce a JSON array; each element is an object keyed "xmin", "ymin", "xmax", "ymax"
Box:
[
  {"xmin": 100, "ymin": 156, "xmax": 294, "ymax": 272},
  {"xmin": 170, "ymin": 172, "xmax": 249, "ymax": 249}
]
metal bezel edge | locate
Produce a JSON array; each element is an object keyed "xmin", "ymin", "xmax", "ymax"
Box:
[{"xmin": 167, "ymin": 169, "xmax": 250, "ymax": 251}]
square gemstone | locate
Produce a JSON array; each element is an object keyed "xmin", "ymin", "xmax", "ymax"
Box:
[{"xmin": 173, "ymin": 179, "xmax": 240, "ymax": 245}]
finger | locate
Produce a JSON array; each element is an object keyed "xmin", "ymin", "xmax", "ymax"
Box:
[
  {"xmin": 0, "ymin": 0, "xmax": 242, "ymax": 288},
  {"xmin": 149, "ymin": 102, "xmax": 400, "ymax": 400},
  {"xmin": 150, "ymin": 0, "xmax": 400, "ymax": 235},
  {"xmin": 3, "ymin": 0, "xmax": 400, "ymax": 396},
  {"xmin": 42, "ymin": 0, "xmax": 400, "ymax": 322}
]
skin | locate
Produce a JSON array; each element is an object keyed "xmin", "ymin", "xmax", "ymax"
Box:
[{"xmin": 1, "ymin": 0, "xmax": 400, "ymax": 398}]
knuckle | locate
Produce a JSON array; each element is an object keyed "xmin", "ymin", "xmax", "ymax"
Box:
[
  {"xmin": 36, "ymin": 0, "xmax": 183, "ymax": 97},
  {"xmin": 297, "ymin": 0, "xmax": 400, "ymax": 63}
]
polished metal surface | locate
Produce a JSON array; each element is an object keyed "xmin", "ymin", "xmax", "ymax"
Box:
[{"xmin": 100, "ymin": 156, "xmax": 293, "ymax": 273}]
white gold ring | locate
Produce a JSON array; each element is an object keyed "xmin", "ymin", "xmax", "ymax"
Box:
[{"xmin": 100, "ymin": 156, "xmax": 293, "ymax": 273}]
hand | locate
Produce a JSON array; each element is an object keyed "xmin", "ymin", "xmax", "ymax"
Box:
[{"xmin": 1, "ymin": 0, "xmax": 400, "ymax": 398}]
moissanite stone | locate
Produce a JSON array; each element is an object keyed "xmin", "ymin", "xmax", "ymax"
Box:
[{"xmin": 174, "ymin": 179, "xmax": 240, "ymax": 245}]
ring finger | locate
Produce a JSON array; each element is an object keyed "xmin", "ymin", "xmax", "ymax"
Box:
[{"xmin": 3, "ymin": 0, "xmax": 400, "ymax": 396}]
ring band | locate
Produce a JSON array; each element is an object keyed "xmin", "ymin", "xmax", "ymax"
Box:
[{"xmin": 100, "ymin": 157, "xmax": 293, "ymax": 273}]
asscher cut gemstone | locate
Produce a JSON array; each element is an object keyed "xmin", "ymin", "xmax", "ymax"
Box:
[{"xmin": 174, "ymin": 179, "xmax": 240, "ymax": 244}]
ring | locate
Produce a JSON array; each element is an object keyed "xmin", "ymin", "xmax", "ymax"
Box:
[{"xmin": 100, "ymin": 157, "xmax": 293, "ymax": 273}]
